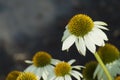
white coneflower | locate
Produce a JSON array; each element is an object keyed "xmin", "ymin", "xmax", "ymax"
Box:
[
  {"xmin": 94, "ymin": 44, "xmax": 120, "ymax": 80},
  {"xmin": 50, "ymin": 59, "xmax": 84, "ymax": 80},
  {"xmin": 62, "ymin": 14, "xmax": 108, "ymax": 56},
  {"xmin": 24, "ymin": 51, "xmax": 60, "ymax": 80}
]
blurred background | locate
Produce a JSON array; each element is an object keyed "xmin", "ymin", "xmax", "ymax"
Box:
[{"xmin": 0, "ymin": 0, "xmax": 120, "ymax": 79}]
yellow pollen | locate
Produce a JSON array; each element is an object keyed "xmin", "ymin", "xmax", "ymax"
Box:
[
  {"xmin": 33, "ymin": 51, "xmax": 52, "ymax": 67},
  {"xmin": 68, "ymin": 14, "xmax": 94, "ymax": 37},
  {"xmin": 16, "ymin": 72, "xmax": 38, "ymax": 80},
  {"xmin": 54, "ymin": 62, "xmax": 71, "ymax": 76}
]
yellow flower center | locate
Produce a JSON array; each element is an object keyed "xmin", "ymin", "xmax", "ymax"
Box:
[
  {"xmin": 98, "ymin": 43, "xmax": 120, "ymax": 64},
  {"xmin": 33, "ymin": 51, "xmax": 52, "ymax": 67},
  {"xmin": 54, "ymin": 62, "xmax": 71, "ymax": 76},
  {"xmin": 16, "ymin": 72, "xmax": 38, "ymax": 80},
  {"xmin": 6, "ymin": 71, "xmax": 21, "ymax": 80},
  {"xmin": 68, "ymin": 14, "xmax": 94, "ymax": 37}
]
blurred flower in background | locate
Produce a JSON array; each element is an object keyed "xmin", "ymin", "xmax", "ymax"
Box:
[{"xmin": 94, "ymin": 43, "xmax": 120, "ymax": 80}]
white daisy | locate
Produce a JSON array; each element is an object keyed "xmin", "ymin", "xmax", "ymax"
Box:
[
  {"xmin": 62, "ymin": 14, "xmax": 108, "ymax": 56},
  {"xmin": 24, "ymin": 51, "xmax": 60, "ymax": 80},
  {"xmin": 50, "ymin": 59, "xmax": 84, "ymax": 80}
]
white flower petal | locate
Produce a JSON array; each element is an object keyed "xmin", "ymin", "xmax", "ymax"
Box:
[
  {"xmin": 98, "ymin": 68, "xmax": 104, "ymax": 80},
  {"xmin": 51, "ymin": 59, "xmax": 61, "ymax": 65},
  {"xmin": 50, "ymin": 76, "xmax": 56, "ymax": 80},
  {"xmin": 95, "ymin": 25, "xmax": 109, "ymax": 30},
  {"xmin": 61, "ymin": 29, "xmax": 71, "ymax": 41},
  {"xmin": 106, "ymin": 59, "xmax": 120, "ymax": 78},
  {"xmin": 72, "ymin": 70, "xmax": 83, "ymax": 78},
  {"xmin": 45, "ymin": 65, "xmax": 54, "ymax": 73},
  {"xmin": 24, "ymin": 60, "xmax": 33, "ymax": 64},
  {"xmin": 43, "ymin": 67, "xmax": 49, "ymax": 76},
  {"xmin": 24, "ymin": 65, "xmax": 36, "ymax": 72},
  {"xmin": 55, "ymin": 77, "xmax": 61, "ymax": 80},
  {"xmin": 84, "ymin": 34, "xmax": 96, "ymax": 53},
  {"xmin": 42, "ymin": 71, "xmax": 48, "ymax": 80},
  {"xmin": 70, "ymin": 71, "xmax": 81, "ymax": 80},
  {"xmin": 68, "ymin": 59, "xmax": 76, "ymax": 65},
  {"xmin": 94, "ymin": 21, "xmax": 108, "ymax": 26},
  {"xmin": 72, "ymin": 65, "xmax": 84, "ymax": 70},
  {"xmin": 65, "ymin": 75, "xmax": 72, "ymax": 80},
  {"xmin": 94, "ymin": 27, "xmax": 108, "ymax": 41},
  {"xmin": 36, "ymin": 68, "xmax": 42, "ymax": 77},
  {"xmin": 58, "ymin": 77, "xmax": 64, "ymax": 80},
  {"xmin": 89, "ymin": 30, "xmax": 105, "ymax": 46},
  {"xmin": 62, "ymin": 35, "xmax": 76, "ymax": 51},
  {"xmin": 78, "ymin": 37, "xmax": 86, "ymax": 56},
  {"xmin": 93, "ymin": 64, "xmax": 101, "ymax": 79},
  {"xmin": 36, "ymin": 76, "xmax": 40, "ymax": 80},
  {"xmin": 75, "ymin": 38, "xmax": 80, "ymax": 51}
]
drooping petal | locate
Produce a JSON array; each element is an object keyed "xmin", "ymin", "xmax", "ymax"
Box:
[
  {"xmin": 35, "ymin": 68, "xmax": 42, "ymax": 77},
  {"xmin": 72, "ymin": 65, "xmax": 85, "ymax": 70},
  {"xmin": 45, "ymin": 65, "xmax": 54, "ymax": 73},
  {"xmin": 93, "ymin": 64, "xmax": 101, "ymax": 79},
  {"xmin": 50, "ymin": 76, "xmax": 56, "ymax": 80},
  {"xmin": 75, "ymin": 38, "xmax": 80, "ymax": 52},
  {"xmin": 70, "ymin": 71, "xmax": 81, "ymax": 80},
  {"xmin": 24, "ymin": 65, "xmax": 36, "ymax": 72},
  {"xmin": 58, "ymin": 77, "xmax": 64, "ymax": 80},
  {"xmin": 89, "ymin": 30, "xmax": 105, "ymax": 46},
  {"xmin": 72, "ymin": 70, "xmax": 83, "ymax": 78},
  {"xmin": 61, "ymin": 29, "xmax": 71, "ymax": 41},
  {"xmin": 43, "ymin": 67, "xmax": 49, "ymax": 76},
  {"xmin": 55, "ymin": 77, "xmax": 61, "ymax": 80},
  {"xmin": 94, "ymin": 21, "xmax": 108, "ymax": 26},
  {"xmin": 65, "ymin": 75, "xmax": 72, "ymax": 80},
  {"xmin": 84, "ymin": 34, "xmax": 96, "ymax": 54},
  {"xmin": 95, "ymin": 25, "xmax": 109, "ymax": 30},
  {"xmin": 42, "ymin": 70, "xmax": 48, "ymax": 80},
  {"xmin": 78, "ymin": 37, "xmax": 86, "ymax": 56},
  {"xmin": 68, "ymin": 59, "xmax": 76, "ymax": 65},
  {"xmin": 94, "ymin": 27, "xmax": 108, "ymax": 41},
  {"xmin": 62, "ymin": 35, "xmax": 76, "ymax": 51}
]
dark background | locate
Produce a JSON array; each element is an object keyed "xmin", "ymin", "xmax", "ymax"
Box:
[{"xmin": 0, "ymin": 0, "xmax": 120, "ymax": 79}]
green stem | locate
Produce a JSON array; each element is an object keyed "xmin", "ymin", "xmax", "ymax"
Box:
[{"xmin": 94, "ymin": 52, "xmax": 113, "ymax": 80}]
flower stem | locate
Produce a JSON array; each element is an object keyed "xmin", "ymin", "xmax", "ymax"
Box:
[{"xmin": 94, "ymin": 52, "xmax": 113, "ymax": 80}]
